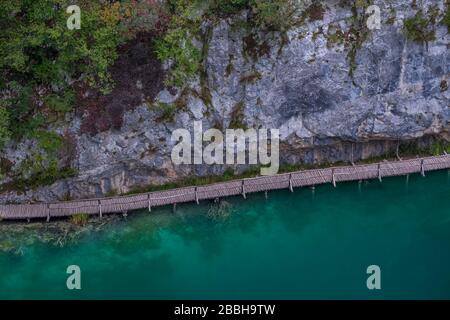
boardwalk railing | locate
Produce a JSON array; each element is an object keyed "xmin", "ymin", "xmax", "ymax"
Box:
[{"xmin": 1, "ymin": 154, "xmax": 450, "ymax": 221}]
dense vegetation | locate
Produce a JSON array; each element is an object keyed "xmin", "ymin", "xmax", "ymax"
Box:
[
  {"xmin": 0, "ymin": 0, "xmax": 302, "ymax": 188},
  {"xmin": 0, "ymin": 0, "xmax": 165, "ymax": 185},
  {"xmin": 0, "ymin": 0, "xmax": 449, "ymax": 191},
  {"xmin": 0, "ymin": 0, "xmax": 301, "ymax": 146}
]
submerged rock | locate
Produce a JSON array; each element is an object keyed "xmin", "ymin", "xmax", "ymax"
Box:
[{"xmin": 0, "ymin": 215, "xmax": 123, "ymax": 254}]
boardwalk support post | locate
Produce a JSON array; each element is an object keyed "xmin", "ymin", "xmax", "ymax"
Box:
[
  {"xmin": 396, "ymin": 140, "xmax": 402, "ymax": 161},
  {"xmin": 242, "ymin": 180, "xmax": 246, "ymax": 199},
  {"xmin": 98, "ymin": 200, "xmax": 102, "ymax": 218},
  {"xmin": 378, "ymin": 163, "xmax": 382, "ymax": 182},
  {"xmin": 332, "ymin": 169, "xmax": 336, "ymax": 187},
  {"xmin": 351, "ymin": 143, "xmax": 355, "ymax": 166},
  {"xmin": 148, "ymin": 194, "xmax": 151, "ymax": 212},
  {"xmin": 173, "ymin": 203, "xmax": 177, "ymax": 213},
  {"xmin": 265, "ymin": 191, "xmax": 268, "ymax": 200},
  {"xmin": 195, "ymin": 187, "xmax": 199, "ymax": 205},
  {"xmin": 421, "ymin": 159, "xmax": 425, "ymax": 177},
  {"xmin": 289, "ymin": 174, "xmax": 294, "ymax": 192},
  {"xmin": 46, "ymin": 204, "xmax": 50, "ymax": 222}
]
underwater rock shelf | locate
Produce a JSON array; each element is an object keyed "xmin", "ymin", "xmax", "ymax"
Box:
[{"xmin": 1, "ymin": 154, "xmax": 450, "ymax": 221}]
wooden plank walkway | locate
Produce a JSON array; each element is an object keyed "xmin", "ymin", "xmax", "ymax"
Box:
[{"xmin": 1, "ymin": 154, "xmax": 450, "ymax": 221}]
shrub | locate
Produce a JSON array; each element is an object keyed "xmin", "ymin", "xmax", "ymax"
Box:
[
  {"xmin": 155, "ymin": 28, "xmax": 202, "ymax": 87},
  {"xmin": 13, "ymin": 159, "xmax": 78, "ymax": 190},
  {"xmin": 404, "ymin": 10, "xmax": 436, "ymax": 42},
  {"xmin": 44, "ymin": 90, "xmax": 75, "ymax": 113},
  {"xmin": 211, "ymin": 0, "xmax": 250, "ymax": 16},
  {"xmin": 153, "ymin": 102, "xmax": 178, "ymax": 121},
  {"xmin": 251, "ymin": 0, "xmax": 301, "ymax": 31},
  {"xmin": 444, "ymin": 6, "xmax": 450, "ymax": 32},
  {"xmin": 34, "ymin": 130, "xmax": 64, "ymax": 154},
  {"xmin": 70, "ymin": 213, "xmax": 89, "ymax": 226},
  {"xmin": 431, "ymin": 140, "xmax": 450, "ymax": 156}
]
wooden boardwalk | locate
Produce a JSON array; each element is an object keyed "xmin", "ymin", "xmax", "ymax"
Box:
[{"xmin": 1, "ymin": 154, "xmax": 450, "ymax": 221}]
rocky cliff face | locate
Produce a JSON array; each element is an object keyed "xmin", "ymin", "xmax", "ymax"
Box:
[{"xmin": 1, "ymin": 0, "xmax": 449, "ymax": 203}]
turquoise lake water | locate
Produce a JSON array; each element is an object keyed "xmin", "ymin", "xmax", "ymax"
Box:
[{"xmin": 1, "ymin": 171, "xmax": 450, "ymax": 299}]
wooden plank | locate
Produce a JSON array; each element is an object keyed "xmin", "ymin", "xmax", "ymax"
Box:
[
  {"xmin": 0, "ymin": 204, "xmax": 48, "ymax": 219},
  {"xmin": 380, "ymin": 158, "xmax": 421, "ymax": 177},
  {"xmin": 423, "ymin": 155, "xmax": 450, "ymax": 171},
  {"xmin": 100, "ymin": 194, "xmax": 149, "ymax": 214},
  {"xmin": 148, "ymin": 187, "xmax": 196, "ymax": 207},
  {"xmin": 334, "ymin": 164, "xmax": 378, "ymax": 182},
  {"xmin": 197, "ymin": 181, "xmax": 242, "ymax": 200},
  {"xmin": 49, "ymin": 199, "xmax": 99, "ymax": 217},
  {"xmin": 291, "ymin": 168, "xmax": 332, "ymax": 187},
  {"xmin": 244, "ymin": 174, "xmax": 290, "ymax": 193}
]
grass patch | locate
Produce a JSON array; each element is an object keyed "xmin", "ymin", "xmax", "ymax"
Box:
[
  {"xmin": 70, "ymin": 213, "xmax": 89, "ymax": 226},
  {"xmin": 153, "ymin": 102, "xmax": 178, "ymax": 122}
]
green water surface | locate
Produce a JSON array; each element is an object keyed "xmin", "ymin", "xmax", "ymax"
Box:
[{"xmin": 1, "ymin": 171, "xmax": 450, "ymax": 299}]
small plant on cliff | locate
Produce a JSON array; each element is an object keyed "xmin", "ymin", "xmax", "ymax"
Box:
[
  {"xmin": 153, "ymin": 102, "xmax": 178, "ymax": 122},
  {"xmin": 444, "ymin": 5, "xmax": 450, "ymax": 32},
  {"xmin": 0, "ymin": 106, "xmax": 10, "ymax": 151},
  {"xmin": 404, "ymin": 10, "xmax": 436, "ymax": 42},
  {"xmin": 155, "ymin": 28, "xmax": 202, "ymax": 87},
  {"xmin": 211, "ymin": 0, "xmax": 250, "ymax": 16},
  {"xmin": 252, "ymin": 0, "xmax": 301, "ymax": 32}
]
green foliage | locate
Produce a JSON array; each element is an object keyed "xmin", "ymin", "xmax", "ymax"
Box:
[
  {"xmin": 155, "ymin": 0, "xmax": 301, "ymax": 87},
  {"xmin": 70, "ymin": 213, "xmax": 89, "ymax": 226},
  {"xmin": 0, "ymin": 1, "xmax": 121, "ymax": 91},
  {"xmin": 33, "ymin": 130, "xmax": 64, "ymax": 154},
  {"xmin": 155, "ymin": 28, "xmax": 202, "ymax": 87},
  {"xmin": 153, "ymin": 102, "xmax": 178, "ymax": 121},
  {"xmin": 0, "ymin": 0, "xmax": 168, "ymax": 147},
  {"xmin": 2, "ymin": 129, "xmax": 76, "ymax": 190},
  {"xmin": 444, "ymin": 5, "xmax": 450, "ymax": 32},
  {"xmin": 211, "ymin": 0, "xmax": 250, "ymax": 16},
  {"xmin": 430, "ymin": 140, "xmax": 450, "ymax": 156},
  {"xmin": 252, "ymin": 0, "xmax": 300, "ymax": 32},
  {"xmin": 0, "ymin": 105, "xmax": 10, "ymax": 150},
  {"xmin": 44, "ymin": 90, "xmax": 75, "ymax": 113},
  {"xmin": 12, "ymin": 158, "xmax": 77, "ymax": 191},
  {"xmin": 404, "ymin": 10, "xmax": 436, "ymax": 42}
]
